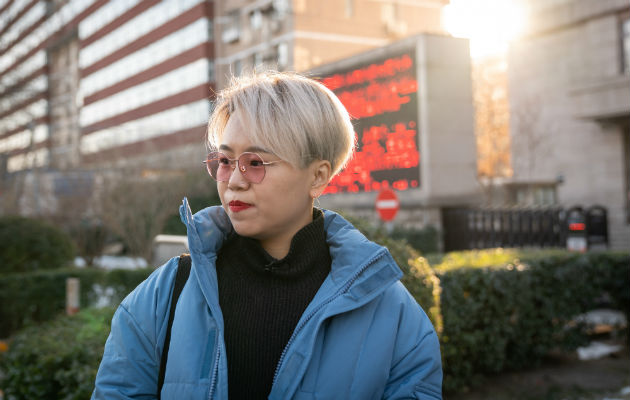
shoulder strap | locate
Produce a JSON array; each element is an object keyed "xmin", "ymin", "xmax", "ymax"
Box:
[{"xmin": 157, "ymin": 254, "xmax": 191, "ymax": 399}]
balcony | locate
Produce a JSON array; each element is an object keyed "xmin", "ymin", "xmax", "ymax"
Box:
[{"xmin": 570, "ymin": 74, "xmax": 630, "ymax": 121}]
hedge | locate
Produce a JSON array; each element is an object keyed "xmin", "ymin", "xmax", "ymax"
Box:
[
  {"xmin": 437, "ymin": 250, "xmax": 630, "ymax": 393},
  {"xmin": 0, "ymin": 307, "xmax": 115, "ymax": 400},
  {"xmin": 0, "ymin": 267, "xmax": 152, "ymax": 338},
  {"xmin": 1, "ymin": 244, "xmax": 628, "ymax": 396},
  {"xmin": 346, "ymin": 216, "xmax": 442, "ymax": 332},
  {"xmin": 0, "ymin": 216, "xmax": 75, "ymax": 273}
]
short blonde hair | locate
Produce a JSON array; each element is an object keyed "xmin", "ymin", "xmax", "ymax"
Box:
[{"xmin": 207, "ymin": 71, "xmax": 355, "ymax": 176}]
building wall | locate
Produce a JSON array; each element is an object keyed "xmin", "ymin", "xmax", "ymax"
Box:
[
  {"xmin": 0, "ymin": 0, "xmax": 106, "ymax": 214},
  {"xmin": 0, "ymin": 0, "xmax": 216, "ymax": 172},
  {"xmin": 0, "ymin": 0, "xmax": 217, "ymax": 216},
  {"xmin": 78, "ymin": 0, "xmax": 215, "ymax": 169},
  {"xmin": 508, "ymin": 0, "xmax": 630, "ymax": 249},
  {"xmin": 48, "ymin": 34, "xmax": 81, "ymax": 170},
  {"xmin": 214, "ymin": 0, "xmax": 293, "ymax": 87},
  {"xmin": 0, "ymin": 0, "xmax": 71, "ymax": 176},
  {"xmin": 293, "ymin": 0, "xmax": 445, "ymax": 71},
  {"xmin": 214, "ymin": 0, "xmax": 447, "ymax": 88}
]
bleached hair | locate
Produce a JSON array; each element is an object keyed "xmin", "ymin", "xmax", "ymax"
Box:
[{"xmin": 207, "ymin": 71, "xmax": 355, "ymax": 176}]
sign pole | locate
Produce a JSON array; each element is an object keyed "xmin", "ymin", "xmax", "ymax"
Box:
[{"xmin": 66, "ymin": 277, "xmax": 80, "ymax": 316}]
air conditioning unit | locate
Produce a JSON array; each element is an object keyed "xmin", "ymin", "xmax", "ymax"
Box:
[
  {"xmin": 270, "ymin": 19, "xmax": 281, "ymax": 33},
  {"xmin": 384, "ymin": 19, "xmax": 407, "ymax": 37},
  {"xmin": 222, "ymin": 26, "xmax": 240, "ymax": 43}
]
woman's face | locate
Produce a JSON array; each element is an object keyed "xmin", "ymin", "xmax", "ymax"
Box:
[{"xmin": 216, "ymin": 115, "xmax": 316, "ymax": 257}]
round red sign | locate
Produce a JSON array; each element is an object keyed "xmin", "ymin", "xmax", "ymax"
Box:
[{"xmin": 375, "ymin": 188, "xmax": 399, "ymax": 221}]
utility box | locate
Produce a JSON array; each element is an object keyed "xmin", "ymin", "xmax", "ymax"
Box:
[
  {"xmin": 566, "ymin": 206, "xmax": 587, "ymax": 252},
  {"xmin": 152, "ymin": 235, "xmax": 189, "ymax": 267}
]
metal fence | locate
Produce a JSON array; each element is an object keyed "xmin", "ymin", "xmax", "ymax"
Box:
[{"xmin": 441, "ymin": 206, "xmax": 608, "ymax": 252}]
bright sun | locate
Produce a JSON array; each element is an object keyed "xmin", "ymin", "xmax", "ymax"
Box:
[{"xmin": 443, "ymin": 0, "xmax": 527, "ymax": 59}]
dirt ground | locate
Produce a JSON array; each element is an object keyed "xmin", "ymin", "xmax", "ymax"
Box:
[{"xmin": 447, "ymin": 342, "xmax": 630, "ymax": 400}]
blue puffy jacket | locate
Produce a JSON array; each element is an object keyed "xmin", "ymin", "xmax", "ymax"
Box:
[{"xmin": 92, "ymin": 199, "xmax": 442, "ymax": 399}]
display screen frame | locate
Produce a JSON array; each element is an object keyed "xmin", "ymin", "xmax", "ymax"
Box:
[{"xmin": 319, "ymin": 47, "xmax": 420, "ymax": 194}]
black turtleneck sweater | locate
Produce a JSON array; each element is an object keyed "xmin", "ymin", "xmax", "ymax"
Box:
[{"xmin": 216, "ymin": 209, "xmax": 331, "ymax": 399}]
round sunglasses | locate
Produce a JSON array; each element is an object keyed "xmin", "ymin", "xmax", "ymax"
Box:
[{"xmin": 203, "ymin": 151, "xmax": 283, "ymax": 183}]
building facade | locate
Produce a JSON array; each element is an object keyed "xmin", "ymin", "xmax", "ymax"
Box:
[
  {"xmin": 508, "ymin": 0, "xmax": 630, "ymax": 249},
  {"xmin": 214, "ymin": 0, "xmax": 447, "ymax": 89},
  {"xmin": 0, "ymin": 0, "xmax": 215, "ymax": 173},
  {"xmin": 0, "ymin": 0, "xmax": 215, "ymax": 214},
  {"xmin": 1, "ymin": 0, "xmax": 451, "ymax": 215},
  {"xmin": 78, "ymin": 0, "xmax": 214, "ymax": 169}
]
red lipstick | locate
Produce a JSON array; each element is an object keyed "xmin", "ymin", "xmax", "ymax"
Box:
[{"xmin": 229, "ymin": 200, "xmax": 252, "ymax": 212}]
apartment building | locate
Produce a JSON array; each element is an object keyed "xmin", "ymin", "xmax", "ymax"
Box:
[
  {"xmin": 1, "ymin": 0, "xmax": 448, "ymax": 174},
  {"xmin": 214, "ymin": 0, "xmax": 448, "ymax": 88},
  {"xmin": 508, "ymin": 0, "xmax": 630, "ymax": 249},
  {"xmin": 0, "ymin": 0, "xmax": 215, "ymax": 181},
  {"xmin": 78, "ymin": 0, "xmax": 214, "ymax": 169},
  {"xmin": 0, "ymin": 0, "xmax": 89, "ymax": 176}
]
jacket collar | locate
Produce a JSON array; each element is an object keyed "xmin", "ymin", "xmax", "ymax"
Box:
[{"xmin": 179, "ymin": 198, "xmax": 402, "ymax": 311}]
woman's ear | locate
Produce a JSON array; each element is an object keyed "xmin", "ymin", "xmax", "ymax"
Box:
[{"xmin": 309, "ymin": 160, "xmax": 332, "ymax": 198}]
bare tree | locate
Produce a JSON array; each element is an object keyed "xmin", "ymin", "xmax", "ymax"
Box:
[
  {"xmin": 96, "ymin": 169, "xmax": 190, "ymax": 262},
  {"xmin": 510, "ymin": 93, "xmax": 550, "ymax": 205},
  {"xmin": 471, "ymin": 57, "xmax": 513, "ymax": 205}
]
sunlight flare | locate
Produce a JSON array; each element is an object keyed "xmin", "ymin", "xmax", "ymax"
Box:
[{"xmin": 443, "ymin": 0, "xmax": 527, "ymax": 59}]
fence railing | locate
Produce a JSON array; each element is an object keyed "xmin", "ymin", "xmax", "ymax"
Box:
[{"xmin": 441, "ymin": 206, "xmax": 608, "ymax": 252}]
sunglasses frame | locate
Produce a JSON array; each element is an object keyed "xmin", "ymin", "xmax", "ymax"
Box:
[{"xmin": 202, "ymin": 151, "xmax": 282, "ymax": 183}]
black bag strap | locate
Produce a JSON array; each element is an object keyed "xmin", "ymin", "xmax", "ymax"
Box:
[{"xmin": 157, "ymin": 253, "xmax": 191, "ymax": 399}]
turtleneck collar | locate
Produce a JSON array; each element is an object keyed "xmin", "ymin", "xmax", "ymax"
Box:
[{"xmin": 223, "ymin": 208, "xmax": 329, "ymax": 278}]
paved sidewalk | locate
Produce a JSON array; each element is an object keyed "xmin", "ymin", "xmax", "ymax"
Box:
[{"xmin": 448, "ymin": 345, "xmax": 630, "ymax": 400}]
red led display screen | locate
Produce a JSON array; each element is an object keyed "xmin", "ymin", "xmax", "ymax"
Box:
[{"xmin": 319, "ymin": 49, "xmax": 420, "ymax": 194}]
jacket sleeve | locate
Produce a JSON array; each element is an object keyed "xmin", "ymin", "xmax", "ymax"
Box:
[
  {"xmin": 383, "ymin": 285, "xmax": 443, "ymax": 400},
  {"xmin": 92, "ymin": 258, "xmax": 178, "ymax": 400}
]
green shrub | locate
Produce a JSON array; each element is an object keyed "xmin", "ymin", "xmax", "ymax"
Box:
[
  {"xmin": 430, "ymin": 247, "xmax": 574, "ymax": 272},
  {"xmin": 0, "ymin": 267, "xmax": 152, "ymax": 338},
  {"xmin": 390, "ymin": 225, "xmax": 440, "ymax": 255},
  {"xmin": 347, "ymin": 216, "xmax": 442, "ymax": 332},
  {"xmin": 437, "ymin": 251, "xmax": 630, "ymax": 393},
  {"xmin": 0, "ymin": 216, "xmax": 76, "ymax": 273},
  {"xmin": 0, "ymin": 307, "xmax": 115, "ymax": 400}
]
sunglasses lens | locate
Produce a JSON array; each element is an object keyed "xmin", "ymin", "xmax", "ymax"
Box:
[
  {"xmin": 206, "ymin": 152, "xmax": 230, "ymax": 181},
  {"xmin": 205, "ymin": 152, "xmax": 268, "ymax": 183},
  {"xmin": 239, "ymin": 153, "xmax": 266, "ymax": 183}
]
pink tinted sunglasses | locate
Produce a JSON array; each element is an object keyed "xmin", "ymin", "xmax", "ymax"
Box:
[{"xmin": 203, "ymin": 151, "xmax": 282, "ymax": 183}]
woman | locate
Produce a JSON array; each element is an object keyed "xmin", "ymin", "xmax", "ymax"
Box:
[{"xmin": 92, "ymin": 72, "xmax": 442, "ymax": 399}]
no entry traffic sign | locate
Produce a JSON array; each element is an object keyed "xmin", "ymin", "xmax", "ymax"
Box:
[{"xmin": 376, "ymin": 188, "xmax": 399, "ymax": 221}]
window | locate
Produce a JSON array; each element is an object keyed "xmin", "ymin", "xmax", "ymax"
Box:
[
  {"xmin": 233, "ymin": 59, "xmax": 242, "ymax": 76},
  {"xmin": 622, "ymin": 14, "xmax": 630, "ymax": 75},
  {"xmin": 345, "ymin": 0, "xmax": 354, "ymax": 18},
  {"xmin": 510, "ymin": 184, "xmax": 557, "ymax": 206},
  {"xmin": 207, "ymin": 19, "xmax": 213, "ymax": 40},
  {"xmin": 272, "ymin": 0, "xmax": 289, "ymax": 19},
  {"xmin": 222, "ymin": 10, "xmax": 240, "ymax": 43},
  {"xmin": 253, "ymin": 52, "xmax": 263, "ymax": 67},
  {"xmin": 277, "ymin": 42, "xmax": 288, "ymax": 69},
  {"xmin": 249, "ymin": 10, "xmax": 262, "ymax": 31},
  {"xmin": 208, "ymin": 61, "xmax": 215, "ymax": 81},
  {"xmin": 624, "ymin": 125, "xmax": 630, "ymax": 223}
]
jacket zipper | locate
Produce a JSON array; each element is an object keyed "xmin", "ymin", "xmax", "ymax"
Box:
[
  {"xmin": 183, "ymin": 199, "xmax": 222, "ymax": 400},
  {"xmin": 207, "ymin": 336, "xmax": 221, "ymax": 400},
  {"xmin": 271, "ymin": 250, "xmax": 386, "ymax": 387}
]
